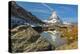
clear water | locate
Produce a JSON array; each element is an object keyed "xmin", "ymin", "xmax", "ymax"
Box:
[{"xmin": 41, "ymin": 30, "xmax": 67, "ymax": 47}]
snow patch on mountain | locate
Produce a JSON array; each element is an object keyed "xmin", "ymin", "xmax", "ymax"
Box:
[{"xmin": 63, "ymin": 21, "xmax": 72, "ymax": 25}]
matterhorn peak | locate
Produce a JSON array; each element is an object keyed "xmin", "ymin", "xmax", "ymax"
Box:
[
  {"xmin": 49, "ymin": 11, "xmax": 58, "ymax": 20},
  {"xmin": 47, "ymin": 11, "xmax": 62, "ymax": 24}
]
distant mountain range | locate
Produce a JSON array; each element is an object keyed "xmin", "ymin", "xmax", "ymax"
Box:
[
  {"xmin": 43, "ymin": 11, "xmax": 77, "ymax": 27},
  {"xmin": 10, "ymin": 1, "xmax": 77, "ymax": 29}
]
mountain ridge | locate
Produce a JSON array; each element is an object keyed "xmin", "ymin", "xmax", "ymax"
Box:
[{"xmin": 10, "ymin": 1, "xmax": 45, "ymax": 29}]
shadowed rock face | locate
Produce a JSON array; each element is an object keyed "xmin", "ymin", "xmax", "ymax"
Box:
[
  {"xmin": 10, "ymin": 25, "xmax": 55, "ymax": 52},
  {"xmin": 10, "ymin": 1, "xmax": 45, "ymax": 29}
]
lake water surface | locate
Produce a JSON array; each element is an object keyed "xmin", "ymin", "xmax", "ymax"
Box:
[{"xmin": 41, "ymin": 30, "xmax": 67, "ymax": 47}]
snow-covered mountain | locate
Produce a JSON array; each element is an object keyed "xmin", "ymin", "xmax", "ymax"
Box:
[
  {"xmin": 48, "ymin": 11, "xmax": 62, "ymax": 24},
  {"xmin": 43, "ymin": 11, "xmax": 62, "ymax": 26}
]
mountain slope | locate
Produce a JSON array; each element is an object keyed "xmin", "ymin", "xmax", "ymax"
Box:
[{"xmin": 10, "ymin": 1, "xmax": 45, "ymax": 29}]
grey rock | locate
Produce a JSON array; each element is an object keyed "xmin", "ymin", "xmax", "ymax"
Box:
[{"xmin": 10, "ymin": 25, "xmax": 55, "ymax": 52}]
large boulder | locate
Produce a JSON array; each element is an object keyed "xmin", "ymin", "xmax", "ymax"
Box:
[{"xmin": 10, "ymin": 25, "xmax": 55, "ymax": 52}]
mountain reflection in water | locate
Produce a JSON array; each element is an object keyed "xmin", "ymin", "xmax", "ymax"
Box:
[{"xmin": 41, "ymin": 30, "xmax": 67, "ymax": 47}]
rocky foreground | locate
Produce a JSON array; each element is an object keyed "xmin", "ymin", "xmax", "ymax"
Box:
[
  {"xmin": 56, "ymin": 41, "xmax": 78, "ymax": 50},
  {"xmin": 10, "ymin": 25, "xmax": 55, "ymax": 52}
]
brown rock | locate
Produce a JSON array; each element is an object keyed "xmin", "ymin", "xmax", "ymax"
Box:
[{"xmin": 10, "ymin": 25, "xmax": 55, "ymax": 52}]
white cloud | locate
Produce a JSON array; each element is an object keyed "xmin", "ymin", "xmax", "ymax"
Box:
[{"xmin": 28, "ymin": 9, "xmax": 50, "ymax": 14}]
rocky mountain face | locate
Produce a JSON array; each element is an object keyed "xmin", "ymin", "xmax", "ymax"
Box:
[
  {"xmin": 10, "ymin": 1, "xmax": 45, "ymax": 29},
  {"xmin": 48, "ymin": 11, "xmax": 62, "ymax": 24},
  {"xmin": 10, "ymin": 25, "xmax": 55, "ymax": 52},
  {"xmin": 11, "ymin": 17, "xmax": 27, "ymax": 29},
  {"xmin": 43, "ymin": 11, "xmax": 63, "ymax": 28}
]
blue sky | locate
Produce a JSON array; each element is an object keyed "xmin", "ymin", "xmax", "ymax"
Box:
[{"xmin": 16, "ymin": 1, "xmax": 78, "ymax": 23}]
